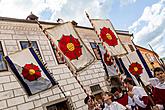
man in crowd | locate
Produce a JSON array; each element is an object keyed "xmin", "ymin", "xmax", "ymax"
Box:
[
  {"xmin": 124, "ymin": 78, "xmax": 151, "ymax": 110},
  {"xmin": 154, "ymin": 67, "xmax": 165, "ymax": 84},
  {"xmin": 152, "ymin": 67, "xmax": 165, "ymax": 110}
]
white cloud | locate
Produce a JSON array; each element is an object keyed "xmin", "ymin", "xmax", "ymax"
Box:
[
  {"xmin": 129, "ymin": 0, "xmax": 165, "ymax": 58},
  {"xmin": 0, "ymin": 0, "xmax": 67, "ymax": 19},
  {"xmin": 120, "ymin": 0, "xmax": 137, "ymax": 7},
  {"xmin": 0, "ymin": 0, "xmax": 113, "ymax": 26},
  {"xmin": 49, "ymin": 0, "xmax": 113, "ymax": 26}
]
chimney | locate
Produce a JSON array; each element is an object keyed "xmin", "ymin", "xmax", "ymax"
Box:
[
  {"xmin": 57, "ymin": 18, "xmax": 64, "ymax": 23},
  {"xmin": 26, "ymin": 12, "xmax": 38, "ymax": 20},
  {"xmin": 71, "ymin": 20, "xmax": 78, "ymax": 26}
]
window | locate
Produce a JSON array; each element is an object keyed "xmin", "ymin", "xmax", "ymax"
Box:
[
  {"xmin": 20, "ymin": 41, "xmax": 41, "ymax": 57},
  {"xmin": 128, "ymin": 44, "xmax": 135, "ymax": 52},
  {"xmin": 90, "ymin": 84, "xmax": 102, "ymax": 93},
  {"xmin": 51, "ymin": 43, "xmax": 65, "ymax": 64},
  {"xmin": 0, "ymin": 42, "xmax": 7, "ymax": 71},
  {"xmin": 146, "ymin": 54, "xmax": 155, "ymax": 62},
  {"xmin": 46, "ymin": 100, "xmax": 72, "ymax": 110},
  {"xmin": 55, "ymin": 51, "xmax": 65, "ymax": 64},
  {"xmin": 90, "ymin": 84, "xmax": 103, "ymax": 100},
  {"xmin": 90, "ymin": 42, "xmax": 101, "ymax": 60}
]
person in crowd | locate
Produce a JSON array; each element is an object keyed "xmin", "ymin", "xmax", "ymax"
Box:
[
  {"xmin": 124, "ymin": 78, "xmax": 151, "ymax": 110},
  {"xmin": 152, "ymin": 67, "xmax": 165, "ymax": 110},
  {"xmin": 148, "ymin": 77, "xmax": 159, "ymax": 88},
  {"xmin": 97, "ymin": 99, "xmax": 105, "ymax": 110},
  {"xmin": 111, "ymin": 87, "xmax": 136, "ymax": 110},
  {"xmin": 102, "ymin": 91, "xmax": 127, "ymax": 110},
  {"xmin": 154, "ymin": 67, "xmax": 165, "ymax": 84},
  {"xmin": 84, "ymin": 95, "xmax": 102, "ymax": 110}
]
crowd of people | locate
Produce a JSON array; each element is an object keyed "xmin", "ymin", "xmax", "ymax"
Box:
[{"xmin": 84, "ymin": 67, "xmax": 165, "ymax": 110}]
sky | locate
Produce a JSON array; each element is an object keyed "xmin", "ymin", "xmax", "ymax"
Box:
[{"xmin": 0, "ymin": 0, "xmax": 164, "ymax": 58}]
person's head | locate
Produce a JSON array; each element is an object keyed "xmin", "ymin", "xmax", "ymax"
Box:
[
  {"xmin": 101, "ymin": 91, "xmax": 114, "ymax": 105},
  {"xmin": 124, "ymin": 78, "xmax": 134, "ymax": 90},
  {"xmin": 97, "ymin": 99, "xmax": 103, "ymax": 105},
  {"xmin": 84, "ymin": 95, "xmax": 95, "ymax": 108},
  {"xmin": 154, "ymin": 67, "xmax": 165, "ymax": 83},
  {"xmin": 110, "ymin": 76, "xmax": 122, "ymax": 87},
  {"xmin": 111, "ymin": 87, "xmax": 121, "ymax": 98}
]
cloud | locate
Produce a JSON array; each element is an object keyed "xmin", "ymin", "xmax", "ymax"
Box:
[
  {"xmin": 129, "ymin": 0, "xmax": 165, "ymax": 58},
  {"xmin": 49, "ymin": 0, "xmax": 113, "ymax": 26},
  {"xmin": 0, "ymin": 0, "xmax": 113, "ymax": 26},
  {"xmin": 0, "ymin": 0, "xmax": 67, "ymax": 19},
  {"xmin": 119, "ymin": 0, "xmax": 137, "ymax": 7}
]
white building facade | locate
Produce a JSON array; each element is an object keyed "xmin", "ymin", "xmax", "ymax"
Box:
[{"xmin": 0, "ymin": 17, "xmax": 109, "ymax": 110}]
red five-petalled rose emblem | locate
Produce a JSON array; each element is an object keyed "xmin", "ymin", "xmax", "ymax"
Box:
[
  {"xmin": 100, "ymin": 27, "xmax": 118, "ymax": 46},
  {"xmin": 22, "ymin": 63, "xmax": 41, "ymax": 81},
  {"xmin": 58, "ymin": 35, "xmax": 82, "ymax": 60},
  {"xmin": 104, "ymin": 52, "xmax": 113, "ymax": 66},
  {"xmin": 129, "ymin": 62, "xmax": 143, "ymax": 76}
]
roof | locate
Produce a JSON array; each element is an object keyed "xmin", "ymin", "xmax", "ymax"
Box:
[
  {"xmin": 1, "ymin": 16, "xmax": 159, "ymax": 58},
  {"xmin": 0, "ymin": 16, "xmax": 96, "ymax": 30},
  {"xmin": 135, "ymin": 45, "xmax": 159, "ymax": 57},
  {"xmin": 0, "ymin": 16, "xmax": 132, "ymax": 33},
  {"xmin": 0, "ymin": 16, "xmax": 59, "ymax": 25}
]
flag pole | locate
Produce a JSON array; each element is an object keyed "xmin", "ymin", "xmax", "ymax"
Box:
[{"xmin": 35, "ymin": 19, "xmax": 89, "ymax": 96}]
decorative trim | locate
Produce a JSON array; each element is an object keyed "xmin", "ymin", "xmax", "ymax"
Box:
[{"xmin": 0, "ymin": 22, "xmax": 40, "ymax": 31}]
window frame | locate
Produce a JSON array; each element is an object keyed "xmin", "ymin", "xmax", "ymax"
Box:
[
  {"xmin": 19, "ymin": 41, "xmax": 42, "ymax": 58},
  {"xmin": 44, "ymin": 97, "xmax": 73, "ymax": 110},
  {"xmin": 90, "ymin": 42, "xmax": 101, "ymax": 60},
  {"xmin": 128, "ymin": 44, "xmax": 135, "ymax": 52},
  {"xmin": 0, "ymin": 41, "xmax": 8, "ymax": 71}
]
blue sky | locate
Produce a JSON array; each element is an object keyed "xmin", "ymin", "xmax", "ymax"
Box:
[
  {"xmin": 0, "ymin": 0, "xmax": 164, "ymax": 58},
  {"xmin": 109, "ymin": 0, "xmax": 159, "ymax": 29}
]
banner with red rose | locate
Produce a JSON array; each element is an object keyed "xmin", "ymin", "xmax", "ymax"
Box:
[
  {"xmin": 120, "ymin": 50, "xmax": 151, "ymax": 83},
  {"xmin": 129, "ymin": 62, "xmax": 143, "ymax": 76},
  {"xmin": 5, "ymin": 48, "xmax": 57, "ymax": 95},
  {"xmin": 98, "ymin": 44, "xmax": 119, "ymax": 76},
  {"xmin": 46, "ymin": 22, "xmax": 95, "ymax": 73},
  {"xmin": 90, "ymin": 19, "xmax": 127, "ymax": 56}
]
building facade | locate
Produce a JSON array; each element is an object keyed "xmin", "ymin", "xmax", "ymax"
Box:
[
  {"xmin": 136, "ymin": 45, "xmax": 162, "ymax": 71},
  {"xmin": 0, "ymin": 17, "xmax": 109, "ymax": 110},
  {"xmin": 116, "ymin": 30, "xmax": 136, "ymax": 54},
  {"xmin": 116, "ymin": 30, "xmax": 162, "ymax": 72},
  {"xmin": 0, "ymin": 16, "xmax": 162, "ymax": 110}
]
